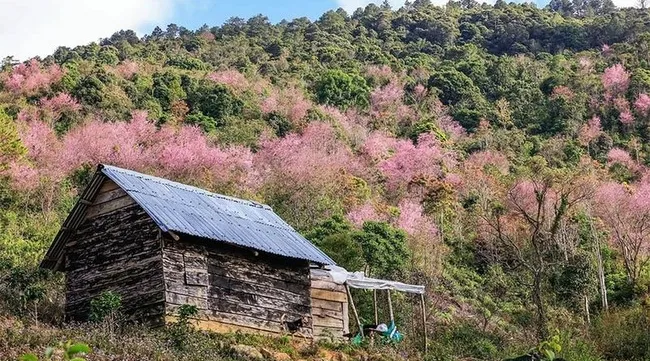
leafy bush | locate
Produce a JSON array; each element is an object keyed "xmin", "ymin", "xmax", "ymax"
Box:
[
  {"xmin": 315, "ymin": 69, "xmax": 370, "ymax": 109},
  {"xmin": 21, "ymin": 342, "xmax": 90, "ymax": 361}
]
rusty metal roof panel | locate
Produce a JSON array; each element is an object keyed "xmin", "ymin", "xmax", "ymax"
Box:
[{"xmin": 100, "ymin": 164, "xmax": 335, "ymax": 265}]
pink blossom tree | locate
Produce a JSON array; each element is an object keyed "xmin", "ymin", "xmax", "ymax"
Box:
[
  {"xmin": 115, "ymin": 60, "xmax": 139, "ymax": 79},
  {"xmin": 369, "ymin": 132, "xmax": 456, "ymax": 198},
  {"xmin": 260, "ymin": 86, "xmax": 312, "ymax": 126},
  {"xmin": 207, "ymin": 69, "xmax": 249, "ymax": 91},
  {"xmin": 635, "ymin": 93, "xmax": 650, "ymax": 116},
  {"xmin": 39, "ymin": 93, "xmax": 81, "ymax": 122},
  {"xmin": 4, "ymin": 59, "xmax": 63, "ymax": 95},
  {"xmin": 578, "ymin": 116, "xmax": 602, "ymax": 146},
  {"xmin": 602, "ymin": 64, "xmax": 630, "ymax": 98},
  {"xmin": 595, "ymin": 181, "xmax": 650, "ymax": 286}
]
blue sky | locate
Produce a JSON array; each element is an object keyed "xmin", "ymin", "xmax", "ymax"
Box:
[{"xmin": 165, "ymin": 0, "xmax": 339, "ymax": 31}]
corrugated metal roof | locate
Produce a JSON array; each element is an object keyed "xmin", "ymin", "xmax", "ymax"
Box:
[{"xmin": 99, "ymin": 165, "xmax": 335, "ymax": 265}]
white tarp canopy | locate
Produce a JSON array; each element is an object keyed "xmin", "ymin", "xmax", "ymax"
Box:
[{"xmin": 318, "ymin": 265, "xmax": 425, "ymax": 295}]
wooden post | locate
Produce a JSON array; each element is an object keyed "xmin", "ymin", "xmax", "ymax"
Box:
[
  {"xmin": 346, "ymin": 284, "xmax": 363, "ymax": 338},
  {"xmin": 420, "ymin": 294, "xmax": 428, "ymax": 355},
  {"xmin": 387, "ymin": 290, "xmax": 394, "ymax": 323},
  {"xmin": 373, "ymin": 289, "xmax": 378, "ymax": 325},
  {"xmin": 584, "ymin": 294, "xmax": 591, "ymax": 324}
]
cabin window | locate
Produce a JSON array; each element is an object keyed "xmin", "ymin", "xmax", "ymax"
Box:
[{"xmin": 183, "ymin": 253, "xmax": 208, "ymax": 287}]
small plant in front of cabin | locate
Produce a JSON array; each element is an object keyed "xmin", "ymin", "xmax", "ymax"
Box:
[
  {"xmin": 20, "ymin": 342, "xmax": 91, "ymax": 361},
  {"xmin": 168, "ymin": 304, "xmax": 198, "ymax": 350},
  {"xmin": 89, "ymin": 290, "xmax": 122, "ymax": 336},
  {"xmin": 535, "ymin": 332, "xmax": 562, "ymax": 361}
]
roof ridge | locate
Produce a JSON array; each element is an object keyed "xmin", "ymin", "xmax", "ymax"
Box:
[{"xmin": 100, "ymin": 164, "xmax": 271, "ymax": 210}]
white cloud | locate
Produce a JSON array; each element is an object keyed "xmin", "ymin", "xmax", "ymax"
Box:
[{"xmin": 0, "ymin": 0, "xmax": 183, "ymax": 61}]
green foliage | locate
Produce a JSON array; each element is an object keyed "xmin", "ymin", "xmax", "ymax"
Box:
[
  {"xmin": 354, "ymin": 221, "xmax": 410, "ymax": 279},
  {"xmin": 153, "ymin": 71, "xmax": 186, "ymax": 111},
  {"xmin": 0, "ymin": 108, "xmax": 25, "ymax": 170},
  {"xmin": 167, "ymin": 304, "xmax": 198, "ymax": 350},
  {"xmin": 187, "ymin": 83, "xmax": 243, "ymax": 126},
  {"xmin": 306, "ymin": 215, "xmax": 365, "ymax": 271},
  {"xmin": 428, "ymin": 68, "xmax": 481, "ymax": 106},
  {"xmin": 72, "ymin": 75, "xmax": 104, "ymax": 106},
  {"xmin": 89, "ymin": 290, "xmax": 121, "ymax": 323},
  {"xmin": 591, "ymin": 306, "xmax": 650, "ymax": 360},
  {"xmin": 315, "ymin": 69, "xmax": 370, "ymax": 109},
  {"xmin": 21, "ymin": 342, "xmax": 90, "ymax": 361},
  {"xmin": 536, "ymin": 333, "xmax": 562, "ymax": 361}
]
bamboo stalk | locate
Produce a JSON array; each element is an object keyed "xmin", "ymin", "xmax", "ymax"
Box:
[
  {"xmin": 387, "ymin": 290, "xmax": 394, "ymax": 323},
  {"xmin": 420, "ymin": 294, "xmax": 428, "ymax": 355},
  {"xmin": 373, "ymin": 289, "xmax": 378, "ymax": 325}
]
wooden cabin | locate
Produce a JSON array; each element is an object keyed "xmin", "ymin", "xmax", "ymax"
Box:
[{"xmin": 41, "ymin": 164, "xmax": 340, "ymax": 338}]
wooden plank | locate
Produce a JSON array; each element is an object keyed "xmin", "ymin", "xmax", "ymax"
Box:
[
  {"xmin": 166, "ymin": 295, "xmax": 311, "ymax": 327},
  {"xmin": 311, "ymin": 289, "xmax": 347, "ymax": 303},
  {"xmin": 165, "ymin": 292, "xmax": 208, "ymax": 310},
  {"xmin": 185, "ymin": 271, "xmax": 209, "ymax": 287},
  {"xmin": 165, "ymin": 290, "xmax": 312, "ymax": 329},
  {"xmin": 93, "ymin": 187, "xmax": 128, "ymax": 205},
  {"xmin": 207, "ymin": 251, "xmax": 310, "ymax": 285},
  {"xmin": 85, "ymin": 195, "xmax": 136, "ymax": 219},
  {"xmin": 313, "ymin": 315, "xmax": 344, "ymax": 328},
  {"xmin": 311, "ymin": 280, "xmax": 346, "ymax": 292},
  {"xmin": 311, "ymin": 306, "xmax": 343, "ymax": 320},
  {"xmin": 97, "ymin": 179, "xmax": 120, "ymax": 194},
  {"xmin": 311, "ymin": 298, "xmax": 343, "ymax": 312},
  {"xmin": 183, "ymin": 253, "xmax": 207, "ymax": 271}
]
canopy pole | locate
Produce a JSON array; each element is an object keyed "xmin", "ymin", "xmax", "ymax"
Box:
[
  {"xmin": 420, "ymin": 294, "xmax": 428, "ymax": 355},
  {"xmin": 387, "ymin": 290, "xmax": 394, "ymax": 323},
  {"xmin": 373, "ymin": 289, "xmax": 378, "ymax": 325},
  {"xmin": 346, "ymin": 284, "xmax": 364, "ymax": 338}
]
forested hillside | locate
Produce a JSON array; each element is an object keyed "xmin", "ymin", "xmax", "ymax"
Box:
[{"xmin": 4, "ymin": 0, "xmax": 650, "ymax": 359}]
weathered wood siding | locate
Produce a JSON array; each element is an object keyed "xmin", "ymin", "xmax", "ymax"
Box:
[
  {"xmin": 310, "ymin": 269, "xmax": 348, "ymax": 339},
  {"xmin": 65, "ymin": 179, "xmax": 165, "ymax": 324},
  {"xmin": 162, "ymin": 237, "xmax": 313, "ymax": 337}
]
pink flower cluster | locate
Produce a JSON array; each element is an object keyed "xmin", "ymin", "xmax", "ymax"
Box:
[
  {"xmin": 347, "ymin": 202, "xmax": 385, "ymax": 226},
  {"xmin": 635, "ymin": 93, "xmax": 650, "ymax": 116},
  {"xmin": 602, "ymin": 64, "xmax": 630, "ymax": 97},
  {"xmin": 397, "ymin": 199, "xmax": 438, "ymax": 237},
  {"xmin": 4, "ymin": 59, "xmax": 63, "ymax": 95},
  {"xmin": 578, "ymin": 116, "xmax": 602, "ymax": 146},
  {"xmin": 372, "ymin": 132, "xmax": 454, "ymax": 194},
  {"xmin": 607, "ymin": 147, "xmax": 633, "ymax": 166},
  {"xmin": 253, "ymin": 122, "xmax": 363, "ymax": 207},
  {"xmin": 115, "ymin": 61, "xmax": 139, "ymax": 79},
  {"xmin": 260, "ymin": 86, "xmax": 311, "ymax": 124},
  {"xmin": 369, "ymin": 81, "xmax": 415, "ymax": 128},
  {"xmin": 551, "ymin": 86, "xmax": 574, "ymax": 99},
  {"xmin": 465, "ymin": 150, "xmax": 510, "ymax": 174},
  {"xmin": 39, "ymin": 93, "xmax": 81, "ymax": 120},
  {"xmin": 207, "ymin": 70, "xmax": 249, "ymax": 90},
  {"xmin": 7, "ymin": 111, "xmax": 254, "ymax": 192}
]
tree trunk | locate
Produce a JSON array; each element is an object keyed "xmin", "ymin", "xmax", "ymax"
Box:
[
  {"xmin": 532, "ymin": 271, "xmax": 548, "ymax": 341},
  {"xmin": 595, "ymin": 236, "xmax": 608, "ymax": 312}
]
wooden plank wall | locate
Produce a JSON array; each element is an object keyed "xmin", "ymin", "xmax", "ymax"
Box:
[
  {"xmin": 65, "ymin": 179, "xmax": 165, "ymax": 325},
  {"xmin": 162, "ymin": 237, "xmax": 314, "ymax": 337},
  {"xmin": 310, "ymin": 269, "xmax": 348, "ymax": 339}
]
